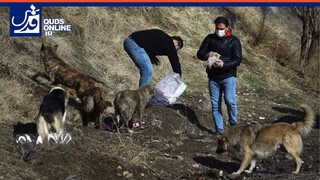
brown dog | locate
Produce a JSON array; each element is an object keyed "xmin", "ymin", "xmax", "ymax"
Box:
[
  {"xmin": 114, "ymin": 84, "xmax": 154, "ymax": 133},
  {"xmin": 81, "ymin": 86, "xmax": 112, "ymax": 128},
  {"xmin": 38, "ymin": 43, "xmax": 112, "ymax": 128},
  {"xmin": 216, "ymin": 104, "xmax": 314, "ymax": 178}
]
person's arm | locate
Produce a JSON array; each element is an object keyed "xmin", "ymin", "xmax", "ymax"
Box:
[
  {"xmin": 167, "ymin": 51, "xmax": 182, "ymax": 76},
  {"xmin": 221, "ymin": 38, "xmax": 242, "ymax": 70},
  {"xmin": 197, "ymin": 35, "xmax": 211, "ymax": 61},
  {"xmin": 150, "ymin": 57, "xmax": 160, "ymax": 65}
]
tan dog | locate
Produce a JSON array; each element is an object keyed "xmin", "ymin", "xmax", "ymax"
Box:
[
  {"xmin": 37, "ymin": 87, "xmax": 70, "ymax": 141},
  {"xmin": 38, "ymin": 43, "xmax": 112, "ymax": 128},
  {"xmin": 114, "ymin": 84, "xmax": 154, "ymax": 133},
  {"xmin": 216, "ymin": 104, "xmax": 314, "ymax": 178}
]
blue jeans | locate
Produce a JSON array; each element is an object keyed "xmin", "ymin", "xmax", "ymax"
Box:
[
  {"xmin": 209, "ymin": 77, "xmax": 237, "ymax": 133},
  {"xmin": 123, "ymin": 37, "xmax": 153, "ymax": 87}
]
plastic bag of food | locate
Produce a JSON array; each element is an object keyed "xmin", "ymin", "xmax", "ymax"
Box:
[{"xmin": 148, "ymin": 72, "xmax": 187, "ymax": 107}]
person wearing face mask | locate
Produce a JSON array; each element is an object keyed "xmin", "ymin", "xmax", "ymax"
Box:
[
  {"xmin": 124, "ymin": 29, "xmax": 183, "ymax": 87},
  {"xmin": 197, "ymin": 16, "xmax": 242, "ymax": 135}
]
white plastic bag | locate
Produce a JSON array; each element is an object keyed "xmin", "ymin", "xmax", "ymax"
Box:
[
  {"xmin": 208, "ymin": 52, "xmax": 220, "ymax": 68},
  {"xmin": 148, "ymin": 72, "xmax": 187, "ymax": 106}
]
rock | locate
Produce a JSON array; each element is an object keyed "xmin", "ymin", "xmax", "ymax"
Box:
[
  {"xmin": 126, "ymin": 173, "xmax": 133, "ymax": 178},
  {"xmin": 195, "ymin": 171, "xmax": 202, "ymax": 176},
  {"xmin": 255, "ymin": 166, "xmax": 268, "ymax": 173},
  {"xmin": 192, "ymin": 164, "xmax": 200, "ymax": 168},
  {"xmin": 218, "ymin": 170, "xmax": 223, "ymax": 177},
  {"xmin": 117, "ymin": 166, "xmax": 122, "ymax": 176},
  {"xmin": 65, "ymin": 174, "xmax": 81, "ymax": 180},
  {"xmin": 228, "ymin": 173, "xmax": 240, "ymax": 179},
  {"xmin": 123, "ymin": 171, "xmax": 129, "ymax": 176},
  {"xmin": 36, "ymin": 76, "xmax": 50, "ymax": 85},
  {"xmin": 177, "ymin": 156, "xmax": 184, "ymax": 161},
  {"xmin": 176, "ymin": 141, "xmax": 183, "ymax": 146}
]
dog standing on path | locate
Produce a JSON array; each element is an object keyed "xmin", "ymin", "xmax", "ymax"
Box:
[
  {"xmin": 216, "ymin": 104, "xmax": 314, "ymax": 178},
  {"xmin": 114, "ymin": 84, "xmax": 154, "ymax": 133}
]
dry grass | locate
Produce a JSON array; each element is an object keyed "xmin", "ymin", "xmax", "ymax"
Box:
[
  {"xmin": 221, "ymin": 7, "xmax": 318, "ymax": 94},
  {"xmin": 0, "ymin": 6, "xmax": 319, "ymax": 179},
  {"xmin": 0, "ymin": 77, "xmax": 39, "ymax": 123},
  {"xmin": 2, "ymin": 6, "xmax": 315, "ymax": 95}
]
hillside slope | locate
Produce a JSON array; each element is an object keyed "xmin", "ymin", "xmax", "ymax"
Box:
[{"xmin": 0, "ymin": 6, "xmax": 319, "ymax": 180}]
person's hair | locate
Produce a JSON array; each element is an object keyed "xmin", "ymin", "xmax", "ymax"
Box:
[
  {"xmin": 214, "ymin": 16, "xmax": 229, "ymax": 27},
  {"xmin": 172, "ymin": 36, "xmax": 183, "ymax": 49}
]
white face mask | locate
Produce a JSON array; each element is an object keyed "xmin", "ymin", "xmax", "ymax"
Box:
[{"xmin": 216, "ymin": 29, "xmax": 226, "ymax": 37}]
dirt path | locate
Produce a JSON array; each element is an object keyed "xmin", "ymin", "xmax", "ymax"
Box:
[{"xmin": 2, "ymin": 87, "xmax": 319, "ymax": 180}]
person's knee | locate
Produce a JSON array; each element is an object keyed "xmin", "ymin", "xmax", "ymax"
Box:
[
  {"xmin": 211, "ymin": 101, "xmax": 220, "ymax": 109},
  {"xmin": 225, "ymin": 97, "xmax": 236, "ymax": 107},
  {"xmin": 147, "ymin": 68, "xmax": 153, "ymax": 77},
  {"xmin": 140, "ymin": 68, "xmax": 153, "ymax": 82}
]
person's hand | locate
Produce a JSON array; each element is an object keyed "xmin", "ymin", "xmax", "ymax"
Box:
[
  {"xmin": 210, "ymin": 52, "xmax": 220, "ymax": 57},
  {"xmin": 150, "ymin": 57, "xmax": 160, "ymax": 65},
  {"xmin": 205, "ymin": 51, "xmax": 215, "ymax": 59},
  {"xmin": 214, "ymin": 59, "xmax": 224, "ymax": 68},
  {"xmin": 206, "ymin": 51, "xmax": 220, "ymax": 59}
]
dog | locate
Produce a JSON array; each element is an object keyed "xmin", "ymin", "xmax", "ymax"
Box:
[
  {"xmin": 216, "ymin": 104, "xmax": 314, "ymax": 178},
  {"xmin": 38, "ymin": 43, "xmax": 112, "ymax": 128},
  {"xmin": 81, "ymin": 86, "xmax": 112, "ymax": 128},
  {"xmin": 114, "ymin": 84, "xmax": 154, "ymax": 133},
  {"xmin": 36, "ymin": 87, "xmax": 70, "ymax": 142}
]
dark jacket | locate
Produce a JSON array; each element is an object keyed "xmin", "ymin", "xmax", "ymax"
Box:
[
  {"xmin": 197, "ymin": 32, "xmax": 242, "ymax": 81},
  {"xmin": 131, "ymin": 29, "xmax": 181, "ymax": 76}
]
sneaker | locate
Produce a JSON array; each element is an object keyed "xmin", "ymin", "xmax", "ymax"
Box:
[
  {"xmin": 230, "ymin": 123, "xmax": 237, "ymax": 126},
  {"xmin": 209, "ymin": 132, "xmax": 222, "ymax": 137}
]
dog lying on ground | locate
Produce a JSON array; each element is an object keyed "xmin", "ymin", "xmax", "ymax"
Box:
[
  {"xmin": 36, "ymin": 87, "xmax": 70, "ymax": 141},
  {"xmin": 216, "ymin": 104, "xmax": 314, "ymax": 178},
  {"xmin": 114, "ymin": 84, "xmax": 154, "ymax": 133},
  {"xmin": 38, "ymin": 43, "xmax": 112, "ymax": 128}
]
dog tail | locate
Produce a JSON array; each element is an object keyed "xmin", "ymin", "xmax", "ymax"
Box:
[
  {"xmin": 113, "ymin": 93, "xmax": 121, "ymax": 116},
  {"xmin": 293, "ymin": 104, "xmax": 314, "ymax": 136},
  {"xmin": 85, "ymin": 89, "xmax": 112, "ymax": 113},
  {"xmin": 92, "ymin": 88, "xmax": 112, "ymax": 110},
  {"xmin": 84, "ymin": 96, "xmax": 94, "ymax": 113}
]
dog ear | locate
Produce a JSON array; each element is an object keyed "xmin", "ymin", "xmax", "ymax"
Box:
[
  {"xmin": 64, "ymin": 87, "xmax": 73, "ymax": 99},
  {"xmin": 221, "ymin": 136, "xmax": 227, "ymax": 142},
  {"xmin": 148, "ymin": 85, "xmax": 154, "ymax": 94},
  {"xmin": 41, "ymin": 43, "xmax": 45, "ymax": 51},
  {"xmin": 53, "ymin": 44, "xmax": 58, "ymax": 52}
]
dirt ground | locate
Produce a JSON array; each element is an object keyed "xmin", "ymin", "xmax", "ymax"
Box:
[{"xmin": 1, "ymin": 85, "xmax": 319, "ymax": 180}]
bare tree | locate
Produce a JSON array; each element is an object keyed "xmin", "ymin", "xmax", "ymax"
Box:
[{"xmin": 292, "ymin": 7, "xmax": 320, "ymax": 74}]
